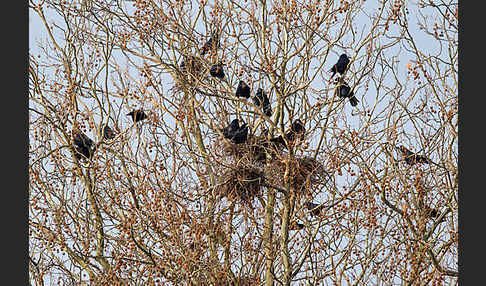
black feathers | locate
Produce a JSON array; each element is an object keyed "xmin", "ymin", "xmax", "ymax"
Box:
[
  {"xmin": 100, "ymin": 125, "xmax": 115, "ymax": 140},
  {"xmin": 72, "ymin": 131, "xmax": 96, "ymax": 160},
  {"xmin": 337, "ymin": 81, "xmax": 358, "ymax": 107},
  {"xmin": 200, "ymin": 33, "xmax": 220, "ymax": 56},
  {"xmin": 288, "ymin": 119, "xmax": 305, "ymax": 141},
  {"xmin": 253, "ymin": 88, "xmax": 272, "ymax": 117},
  {"xmin": 222, "ymin": 119, "xmax": 248, "ymax": 144},
  {"xmin": 424, "ymin": 206, "xmax": 439, "ymax": 219},
  {"xmin": 306, "ymin": 201, "xmax": 325, "ymax": 217},
  {"xmin": 127, "ymin": 110, "xmax": 148, "ymax": 123},
  {"xmin": 330, "ymin": 54, "xmax": 350, "ymax": 79},
  {"xmin": 210, "ymin": 63, "xmax": 225, "ymax": 79},
  {"xmin": 289, "ymin": 221, "xmax": 305, "ymax": 230},
  {"xmin": 236, "ymin": 80, "xmax": 251, "ymax": 98},
  {"xmin": 268, "ymin": 119, "xmax": 306, "ymax": 149},
  {"xmin": 397, "ymin": 145, "xmax": 430, "ymax": 165}
]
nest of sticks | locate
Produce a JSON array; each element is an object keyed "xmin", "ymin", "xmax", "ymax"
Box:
[
  {"xmin": 212, "ymin": 135, "xmax": 327, "ymax": 203},
  {"xmin": 220, "ymin": 134, "xmax": 269, "ymax": 163},
  {"xmin": 215, "ymin": 164, "xmax": 264, "ymax": 204},
  {"xmin": 266, "ymin": 155, "xmax": 328, "ymax": 193}
]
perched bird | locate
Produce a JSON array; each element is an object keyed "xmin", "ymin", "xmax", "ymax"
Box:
[
  {"xmin": 200, "ymin": 32, "xmax": 220, "ymax": 56},
  {"xmin": 337, "ymin": 82, "xmax": 359, "ymax": 107},
  {"xmin": 209, "ymin": 63, "xmax": 225, "ymax": 79},
  {"xmin": 288, "ymin": 119, "xmax": 305, "ymax": 141},
  {"xmin": 72, "ymin": 131, "xmax": 96, "ymax": 160},
  {"xmin": 269, "ymin": 119, "xmax": 306, "ymax": 149},
  {"xmin": 330, "ymin": 53, "xmax": 350, "ymax": 79},
  {"xmin": 100, "ymin": 124, "xmax": 116, "ymax": 140},
  {"xmin": 396, "ymin": 145, "xmax": 430, "ymax": 165},
  {"xmin": 253, "ymin": 88, "xmax": 272, "ymax": 117},
  {"xmin": 222, "ymin": 119, "xmax": 240, "ymax": 138},
  {"xmin": 269, "ymin": 135, "xmax": 286, "ymax": 147},
  {"xmin": 222, "ymin": 119, "xmax": 248, "ymax": 144},
  {"xmin": 235, "ymin": 80, "xmax": 251, "ymax": 98},
  {"xmin": 127, "ymin": 109, "xmax": 148, "ymax": 123},
  {"xmin": 306, "ymin": 201, "xmax": 325, "ymax": 217},
  {"xmin": 424, "ymin": 206, "xmax": 439, "ymax": 219},
  {"xmin": 232, "ymin": 123, "xmax": 249, "ymax": 144},
  {"xmin": 289, "ymin": 221, "xmax": 305, "ymax": 230}
]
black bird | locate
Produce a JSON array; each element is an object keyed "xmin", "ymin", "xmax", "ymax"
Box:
[
  {"xmin": 222, "ymin": 119, "xmax": 240, "ymax": 138},
  {"xmin": 235, "ymin": 80, "xmax": 251, "ymax": 98},
  {"xmin": 222, "ymin": 119, "xmax": 248, "ymax": 144},
  {"xmin": 100, "ymin": 124, "xmax": 116, "ymax": 140},
  {"xmin": 72, "ymin": 131, "xmax": 96, "ymax": 160},
  {"xmin": 269, "ymin": 119, "xmax": 306, "ymax": 149},
  {"xmin": 330, "ymin": 53, "xmax": 350, "ymax": 79},
  {"xmin": 337, "ymin": 82, "xmax": 358, "ymax": 107},
  {"xmin": 424, "ymin": 206, "xmax": 439, "ymax": 219},
  {"xmin": 253, "ymin": 88, "xmax": 272, "ymax": 117},
  {"xmin": 210, "ymin": 63, "xmax": 225, "ymax": 79},
  {"xmin": 200, "ymin": 32, "xmax": 220, "ymax": 56},
  {"xmin": 127, "ymin": 110, "xmax": 148, "ymax": 123},
  {"xmin": 397, "ymin": 145, "xmax": 430, "ymax": 165},
  {"xmin": 289, "ymin": 221, "xmax": 305, "ymax": 230},
  {"xmin": 288, "ymin": 119, "xmax": 305, "ymax": 141},
  {"xmin": 306, "ymin": 201, "xmax": 325, "ymax": 217},
  {"xmin": 232, "ymin": 123, "xmax": 248, "ymax": 144}
]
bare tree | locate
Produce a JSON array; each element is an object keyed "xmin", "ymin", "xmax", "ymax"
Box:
[{"xmin": 29, "ymin": 0, "xmax": 457, "ymax": 285}]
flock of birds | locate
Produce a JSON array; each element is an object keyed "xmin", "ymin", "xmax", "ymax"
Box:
[{"xmin": 69, "ymin": 33, "xmax": 436, "ymax": 221}]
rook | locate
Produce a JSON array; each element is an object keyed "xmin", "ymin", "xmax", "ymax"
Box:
[
  {"xmin": 235, "ymin": 80, "xmax": 251, "ymax": 98},
  {"xmin": 306, "ymin": 201, "xmax": 325, "ymax": 217},
  {"xmin": 253, "ymin": 88, "xmax": 272, "ymax": 117},
  {"xmin": 397, "ymin": 145, "xmax": 430, "ymax": 165},
  {"xmin": 337, "ymin": 81, "xmax": 359, "ymax": 107},
  {"xmin": 100, "ymin": 124, "xmax": 116, "ymax": 140},
  {"xmin": 72, "ymin": 131, "xmax": 96, "ymax": 160},
  {"xmin": 127, "ymin": 109, "xmax": 148, "ymax": 123},
  {"xmin": 330, "ymin": 53, "xmax": 350, "ymax": 79},
  {"xmin": 210, "ymin": 63, "xmax": 225, "ymax": 79}
]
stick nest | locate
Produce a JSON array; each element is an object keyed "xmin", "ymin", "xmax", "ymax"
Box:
[
  {"xmin": 215, "ymin": 164, "xmax": 264, "ymax": 204},
  {"xmin": 266, "ymin": 155, "xmax": 328, "ymax": 193},
  {"xmin": 212, "ymin": 135, "xmax": 328, "ymax": 203}
]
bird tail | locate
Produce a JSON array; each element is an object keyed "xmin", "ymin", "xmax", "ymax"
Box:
[
  {"xmin": 349, "ymin": 96, "xmax": 358, "ymax": 107},
  {"xmin": 329, "ymin": 67, "xmax": 336, "ymax": 78}
]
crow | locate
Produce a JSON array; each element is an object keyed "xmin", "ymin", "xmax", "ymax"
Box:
[
  {"xmin": 100, "ymin": 124, "xmax": 115, "ymax": 140},
  {"xmin": 289, "ymin": 221, "xmax": 305, "ymax": 230},
  {"xmin": 424, "ymin": 206, "xmax": 439, "ymax": 219},
  {"xmin": 210, "ymin": 63, "xmax": 225, "ymax": 79},
  {"xmin": 235, "ymin": 80, "xmax": 251, "ymax": 98},
  {"xmin": 200, "ymin": 32, "xmax": 220, "ymax": 56},
  {"xmin": 72, "ymin": 131, "xmax": 96, "ymax": 160},
  {"xmin": 396, "ymin": 145, "xmax": 430, "ymax": 165},
  {"xmin": 288, "ymin": 119, "xmax": 305, "ymax": 141},
  {"xmin": 232, "ymin": 123, "xmax": 248, "ymax": 144},
  {"xmin": 222, "ymin": 119, "xmax": 248, "ymax": 144},
  {"xmin": 253, "ymin": 88, "xmax": 272, "ymax": 117},
  {"xmin": 330, "ymin": 53, "xmax": 350, "ymax": 79},
  {"xmin": 127, "ymin": 109, "xmax": 148, "ymax": 123},
  {"xmin": 337, "ymin": 81, "xmax": 358, "ymax": 107},
  {"xmin": 306, "ymin": 201, "xmax": 325, "ymax": 216},
  {"xmin": 269, "ymin": 119, "xmax": 305, "ymax": 149},
  {"xmin": 222, "ymin": 119, "xmax": 240, "ymax": 138}
]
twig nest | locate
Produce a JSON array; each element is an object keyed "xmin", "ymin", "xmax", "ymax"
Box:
[
  {"xmin": 266, "ymin": 155, "xmax": 328, "ymax": 193},
  {"xmin": 215, "ymin": 165, "xmax": 264, "ymax": 204}
]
